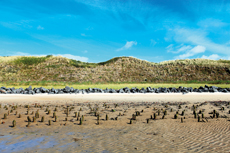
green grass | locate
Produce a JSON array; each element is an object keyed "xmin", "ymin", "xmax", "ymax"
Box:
[
  {"xmin": 45, "ymin": 65, "xmax": 61, "ymax": 68},
  {"xmin": 218, "ymin": 59, "xmax": 230, "ymax": 64},
  {"xmin": 12, "ymin": 56, "xmax": 52, "ymax": 66},
  {"xmin": 98, "ymin": 57, "xmax": 121, "ymax": 65},
  {"xmin": 69, "ymin": 57, "xmax": 124, "ymax": 68},
  {"xmin": 0, "ymin": 81, "xmax": 230, "ymax": 89}
]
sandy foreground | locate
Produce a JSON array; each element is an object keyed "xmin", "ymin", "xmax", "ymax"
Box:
[{"xmin": 0, "ymin": 93, "xmax": 230, "ymax": 153}]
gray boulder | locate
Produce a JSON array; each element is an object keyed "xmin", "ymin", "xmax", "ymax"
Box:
[
  {"xmin": 35, "ymin": 89, "xmax": 40, "ymax": 93},
  {"xmin": 118, "ymin": 89, "xmax": 124, "ymax": 93},
  {"xmin": 25, "ymin": 86, "xmax": 32, "ymax": 91},
  {"xmin": 58, "ymin": 91, "xmax": 64, "ymax": 94},
  {"xmin": 0, "ymin": 89, "xmax": 7, "ymax": 94},
  {"xmin": 64, "ymin": 86, "xmax": 71, "ymax": 93},
  {"xmin": 1, "ymin": 86, "xmax": 6, "ymax": 90},
  {"xmin": 28, "ymin": 90, "xmax": 34, "ymax": 94}
]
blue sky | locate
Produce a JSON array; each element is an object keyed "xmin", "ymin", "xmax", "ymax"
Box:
[{"xmin": 0, "ymin": 0, "xmax": 230, "ymax": 63}]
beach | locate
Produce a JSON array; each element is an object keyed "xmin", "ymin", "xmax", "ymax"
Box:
[
  {"xmin": 0, "ymin": 93, "xmax": 230, "ymax": 152},
  {"xmin": 0, "ymin": 92, "xmax": 230, "ymax": 104}
]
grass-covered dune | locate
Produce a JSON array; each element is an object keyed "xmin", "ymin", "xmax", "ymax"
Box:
[{"xmin": 0, "ymin": 55, "xmax": 230, "ymax": 85}]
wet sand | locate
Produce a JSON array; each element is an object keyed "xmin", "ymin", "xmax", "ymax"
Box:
[{"xmin": 0, "ymin": 94, "xmax": 230, "ymax": 153}]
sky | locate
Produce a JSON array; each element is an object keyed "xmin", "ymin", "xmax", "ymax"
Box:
[{"xmin": 0, "ymin": 0, "xmax": 230, "ymax": 63}]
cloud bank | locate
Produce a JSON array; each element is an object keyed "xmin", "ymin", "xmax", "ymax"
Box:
[
  {"xmin": 116, "ymin": 41, "xmax": 137, "ymax": 51},
  {"xmin": 200, "ymin": 54, "xmax": 221, "ymax": 60},
  {"xmin": 176, "ymin": 45, "xmax": 206, "ymax": 59},
  {"xmin": 172, "ymin": 28, "xmax": 230, "ymax": 55},
  {"xmin": 167, "ymin": 44, "xmax": 206, "ymax": 59}
]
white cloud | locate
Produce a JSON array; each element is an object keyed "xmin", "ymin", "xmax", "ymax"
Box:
[
  {"xmin": 166, "ymin": 44, "xmax": 192, "ymax": 54},
  {"xmin": 172, "ymin": 28, "xmax": 230, "ymax": 55},
  {"xmin": 190, "ymin": 45, "xmax": 206, "ymax": 54},
  {"xmin": 53, "ymin": 54, "xmax": 88, "ymax": 62},
  {"xmin": 197, "ymin": 18, "xmax": 227, "ymax": 28},
  {"xmin": 177, "ymin": 45, "xmax": 192, "ymax": 53},
  {"xmin": 200, "ymin": 54, "xmax": 230, "ymax": 60},
  {"xmin": 166, "ymin": 44, "xmax": 173, "ymax": 52},
  {"xmin": 150, "ymin": 39, "xmax": 157, "ymax": 46},
  {"xmin": 37, "ymin": 25, "xmax": 44, "ymax": 30},
  {"xmin": 116, "ymin": 41, "xmax": 137, "ymax": 51},
  {"xmin": 201, "ymin": 54, "xmax": 221, "ymax": 60},
  {"xmin": 176, "ymin": 45, "xmax": 206, "ymax": 59}
]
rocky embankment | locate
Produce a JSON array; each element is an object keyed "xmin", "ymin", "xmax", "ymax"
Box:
[{"xmin": 0, "ymin": 85, "xmax": 229, "ymax": 94}]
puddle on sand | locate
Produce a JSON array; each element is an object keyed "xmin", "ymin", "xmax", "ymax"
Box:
[
  {"xmin": 0, "ymin": 131, "xmax": 91, "ymax": 152},
  {"xmin": 0, "ymin": 137, "xmax": 44, "ymax": 153},
  {"xmin": 0, "ymin": 135, "xmax": 59, "ymax": 153}
]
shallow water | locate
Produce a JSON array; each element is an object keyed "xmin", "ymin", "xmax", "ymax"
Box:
[{"xmin": 0, "ymin": 135, "xmax": 59, "ymax": 153}]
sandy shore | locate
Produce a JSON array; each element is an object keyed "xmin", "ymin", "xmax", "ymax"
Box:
[
  {"xmin": 0, "ymin": 93, "xmax": 230, "ymax": 104},
  {"xmin": 0, "ymin": 93, "xmax": 230, "ymax": 152}
]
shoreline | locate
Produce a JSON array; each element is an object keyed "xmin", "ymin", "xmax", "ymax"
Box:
[{"xmin": 0, "ymin": 92, "xmax": 229, "ymax": 104}]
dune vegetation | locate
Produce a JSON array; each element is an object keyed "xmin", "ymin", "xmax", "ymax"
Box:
[{"xmin": 0, "ymin": 55, "xmax": 230, "ymax": 89}]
